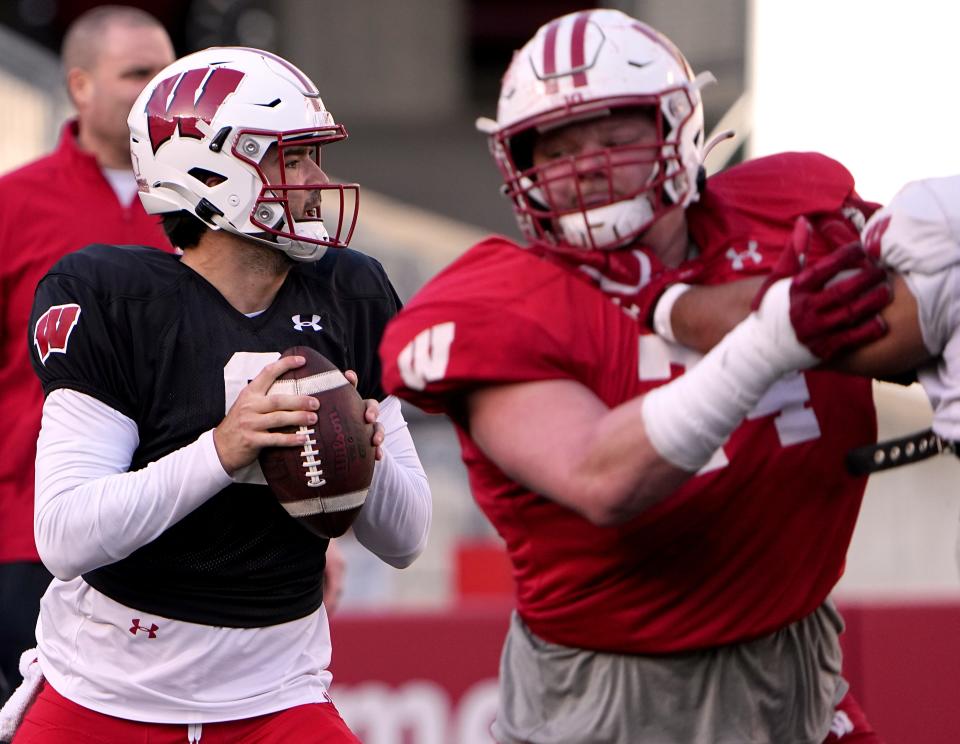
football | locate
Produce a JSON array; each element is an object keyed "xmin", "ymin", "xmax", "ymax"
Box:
[{"xmin": 258, "ymin": 346, "xmax": 374, "ymax": 538}]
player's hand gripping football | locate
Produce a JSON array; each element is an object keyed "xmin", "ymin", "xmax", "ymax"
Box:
[
  {"xmin": 214, "ymin": 355, "xmax": 320, "ymax": 474},
  {"xmin": 213, "ymin": 356, "xmax": 385, "ymax": 475},
  {"xmin": 752, "ymin": 216, "xmax": 892, "ymax": 361},
  {"xmin": 344, "ymin": 368, "xmax": 386, "ymax": 461}
]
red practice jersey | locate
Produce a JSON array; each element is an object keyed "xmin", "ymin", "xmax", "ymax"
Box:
[
  {"xmin": 0, "ymin": 121, "xmax": 172, "ymax": 563},
  {"xmin": 380, "ymin": 152, "xmax": 878, "ymax": 654}
]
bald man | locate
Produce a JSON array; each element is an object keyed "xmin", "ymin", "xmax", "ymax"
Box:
[{"xmin": 0, "ymin": 6, "xmax": 174, "ymax": 703}]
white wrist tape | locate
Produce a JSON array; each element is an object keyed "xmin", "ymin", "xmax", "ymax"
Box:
[
  {"xmin": 652, "ymin": 283, "xmax": 692, "ymax": 344},
  {"xmin": 641, "ymin": 279, "xmax": 817, "ymax": 471}
]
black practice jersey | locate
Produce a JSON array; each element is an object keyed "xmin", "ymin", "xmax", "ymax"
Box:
[{"xmin": 29, "ymin": 244, "xmax": 402, "ymax": 627}]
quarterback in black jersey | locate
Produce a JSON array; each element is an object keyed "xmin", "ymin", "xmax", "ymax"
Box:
[{"xmin": 14, "ymin": 47, "xmax": 431, "ymax": 743}]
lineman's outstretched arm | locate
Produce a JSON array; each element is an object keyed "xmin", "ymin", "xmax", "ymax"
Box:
[{"xmin": 467, "ymin": 260, "xmax": 882, "ymax": 526}]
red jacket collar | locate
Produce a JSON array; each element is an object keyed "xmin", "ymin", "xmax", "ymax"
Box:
[{"xmin": 56, "ymin": 119, "xmax": 105, "ymax": 175}]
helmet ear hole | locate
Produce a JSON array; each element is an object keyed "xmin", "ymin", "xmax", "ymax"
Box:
[{"xmin": 187, "ymin": 168, "xmax": 226, "ymax": 187}]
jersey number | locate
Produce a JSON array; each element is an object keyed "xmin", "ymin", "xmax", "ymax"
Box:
[{"xmin": 638, "ymin": 335, "xmax": 821, "ymax": 473}]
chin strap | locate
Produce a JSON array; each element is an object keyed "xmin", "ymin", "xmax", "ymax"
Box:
[
  {"xmin": 846, "ymin": 428, "xmax": 958, "ymax": 476},
  {"xmin": 208, "ymin": 212, "xmax": 329, "ymax": 262}
]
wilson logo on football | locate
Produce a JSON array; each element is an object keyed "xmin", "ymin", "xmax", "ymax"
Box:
[
  {"xmin": 34, "ymin": 304, "xmax": 82, "ymax": 364},
  {"xmin": 144, "ymin": 67, "xmax": 244, "ymax": 154}
]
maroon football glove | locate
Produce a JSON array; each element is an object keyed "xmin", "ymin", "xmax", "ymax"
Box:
[
  {"xmin": 753, "ymin": 216, "xmax": 892, "ymax": 361},
  {"xmin": 751, "ymin": 217, "xmax": 811, "ymax": 306},
  {"xmin": 810, "ymin": 195, "xmax": 879, "ymax": 255}
]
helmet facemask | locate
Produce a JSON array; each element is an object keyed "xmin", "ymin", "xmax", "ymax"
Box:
[
  {"xmin": 497, "ymin": 91, "xmax": 700, "ymax": 253},
  {"xmin": 231, "ymin": 127, "xmax": 358, "ymax": 262},
  {"xmin": 478, "ymin": 10, "xmax": 709, "ymax": 254}
]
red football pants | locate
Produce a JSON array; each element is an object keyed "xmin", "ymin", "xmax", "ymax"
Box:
[
  {"xmin": 822, "ymin": 691, "xmax": 883, "ymax": 743},
  {"xmin": 13, "ymin": 681, "xmax": 361, "ymax": 743}
]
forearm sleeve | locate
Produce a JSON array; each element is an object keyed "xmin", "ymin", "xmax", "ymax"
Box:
[
  {"xmin": 351, "ymin": 395, "xmax": 432, "ymax": 568},
  {"xmin": 35, "ymin": 388, "xmax": 231, "ymax": 579}
]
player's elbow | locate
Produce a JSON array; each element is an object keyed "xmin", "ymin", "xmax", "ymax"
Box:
[
  {"xmin": 584, "ymin": 503, "xmax": 637, "ymax": 527},
  {"xmin": 34, "ymin": 502, "xmax": 108, "ymax": 581},
  {"xmin": 353, "ymin": 477, "xmax": 432, "ymax": 569},
  {"xmin": 379, "ymin": 508, "xmax": 431, "ymax": 569},
  {"xmin": 362, "ymin": 529, "xmax": 429, "ymax": 570},
  {"xmin": 565, "ymin": 449, "xmax": 693, "ymax": 527},
  {"xmin": 574, "ymin": 470, "xmax": 681, "ymax": 527},
  {"xmin": 571, "ymin": 480, "xmax": 651, "ymax": 527},
  {"xmin": 34, "ymin": 529, "xmax": 83, "ymax": 581},
  {"xmin": 378, "ymin": 544, "xmax": 425, "ymax": 570}
]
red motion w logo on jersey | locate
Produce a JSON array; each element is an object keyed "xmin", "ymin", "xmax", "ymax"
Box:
[
  {"xmin": 34, "ymin": 304, "xmax": 82, "ymax": 364},
  {"xmin": 145, "ymin": 67, "xmax": 244, "ymax": 154}
]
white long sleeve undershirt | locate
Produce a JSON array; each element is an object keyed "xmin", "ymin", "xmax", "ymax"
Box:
[{"xmin": 35, "ymin": 388, "xmax": 431, "ymax": 580}]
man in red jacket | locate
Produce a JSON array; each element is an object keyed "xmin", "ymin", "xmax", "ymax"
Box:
[{"xmin": 0, "ymin": 6, "xmax": 174, "ymax": 703}]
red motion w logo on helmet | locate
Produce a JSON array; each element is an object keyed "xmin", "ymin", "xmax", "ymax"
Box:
[{"xmin": 145, "ymin": 67, "xmax": 245, "ymax": 153}]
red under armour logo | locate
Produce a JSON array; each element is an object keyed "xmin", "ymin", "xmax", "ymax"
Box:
[
  {"xmin": 130, "ymin": 619, "xmax": 159, "ymax": 639},
  {"xmin": 144, "ymin": 67, "xmax": 244, "ymax": 154}
]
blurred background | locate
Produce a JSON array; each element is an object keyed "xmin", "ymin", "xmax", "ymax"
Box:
[{"xmin": 3, "ymin": 1, "xmax": 959, "ymax": 741}]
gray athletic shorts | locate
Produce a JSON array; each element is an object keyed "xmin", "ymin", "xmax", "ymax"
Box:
[{"xmin": 492, "ymin": 600, "xmax": 847, "ymax": 744}]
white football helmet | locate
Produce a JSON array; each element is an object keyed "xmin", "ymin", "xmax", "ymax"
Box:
[
  {"xmin": 477, "ymin": 9, "xmax": 712, "ymax": 252},
  {"xmin": 128, "ymin": 47, "xmax": 358, "ymax": 261}
]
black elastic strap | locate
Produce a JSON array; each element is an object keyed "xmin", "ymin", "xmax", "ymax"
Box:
[{"xmin": 846, "ymin": 428, "xmax": 957, "ymax": 476}]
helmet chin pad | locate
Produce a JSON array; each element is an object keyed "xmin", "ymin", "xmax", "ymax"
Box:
[
  {"xmin": 221, "ymin": 216, "xmax": 329, "ymax": 262},
  {"xmin": 279, "ymin": 220, "xmax": 330, "ymax": 262},
  {"xmin": 557, "ymin": 194, "xmax": 655, "ymax": 251}
]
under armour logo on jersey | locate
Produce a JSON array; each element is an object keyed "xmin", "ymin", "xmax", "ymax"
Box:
[
  {"xmin": 130, "ymin": 619, "xmax": 159, "ymax": 639},
  {"xmin": 726, "ymin": 241, "xmax": 762, "ymax": 270},
  {"xmin": 34, "ymin": 303, "xmax": 82, "ymax": 364},
  {"xmin": 829, "ymin": 710, "xmax": 854, "ymax": 738},
  {"xmin": 292, "ymin": 314, "xmax": 323, "ymax": 332}
]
